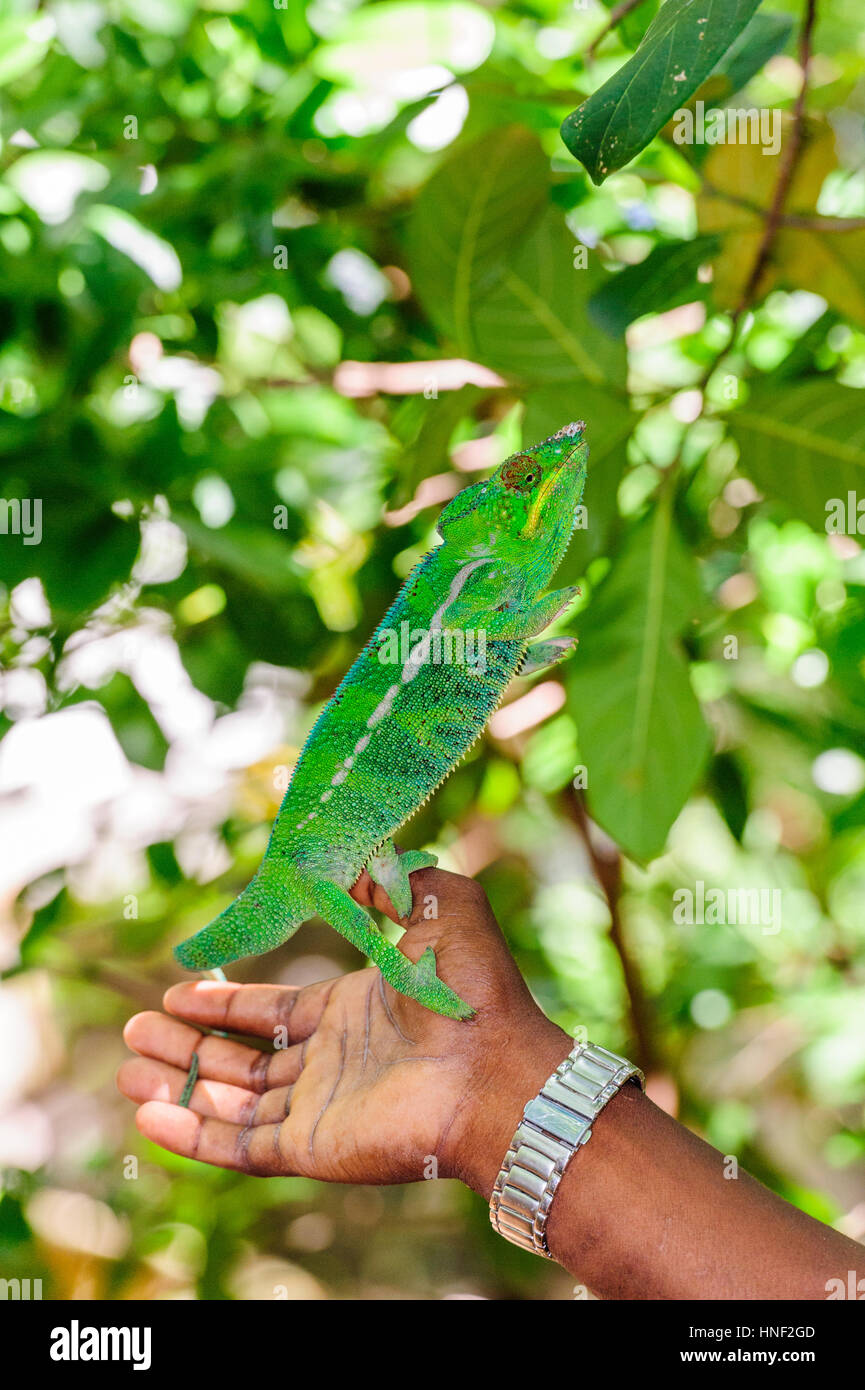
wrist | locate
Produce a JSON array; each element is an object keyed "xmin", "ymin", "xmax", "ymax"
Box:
[{"xmin": 448, "ymin": 1020, "xmax": 573, "ymax": 1199}]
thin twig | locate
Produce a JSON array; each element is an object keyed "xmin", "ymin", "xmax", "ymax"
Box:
[
  {"xmin": 781, "ymin": 213, "xmax": 865, "ymax": 231},
  {"xmin": 664, "ymin": 0, "xmax": 819, "ymax": 438},
  {"xmin": 734, "ymin": 0, "xmax": 818, "ymax": 314},
  {"xmin": 587, "ymin": 0, "xmax": 646, "ymax": 60},
  {"xmin": 563, "ymin": 786, "xmax": 658, "ymax": 1073},
  {"xmin": 700, "ymin": 182, "xmax": 865, "ymax": 232}
]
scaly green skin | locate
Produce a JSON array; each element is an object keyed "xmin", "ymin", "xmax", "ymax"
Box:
[{"xmin": 175, "ymin": 423, "xmax": 588, "ymax": 1018}]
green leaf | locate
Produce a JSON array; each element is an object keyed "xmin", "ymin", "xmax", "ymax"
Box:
[
  {"xmin": 588, "ymin": 234, "xmax": 719, "ymax": 336},
  {"xmin": 728, "ymin": 378, "xmax": 865, "ymax": 531},
  {"xmin": 0, "ymin": 493, "xmax": 140, "ymax": 615},
  {"xmin": 407, "ymin": 125, "xmax": 549, "ymax": 348},
  {"xmin": 709, "ymin": 8, "xmax": 793, "ymax": 99},
  {"xmin": 388, "ymin": 384, "xmax": 485, "ymax": 508},
  {"xmin": 0, "ymin": 14, "xmax": 52, "ymax": 87},
  {"xmin": 567, "ymin": 501, "xmax": 711, "ymax": 860},
  {"xmin": 174, "ymin": 513, "xmax": 302, "ymax": 592},
  {"xmin": 616, "ymin": 0, "xmax": 661, "ymax": 51},
  {"xmin": 471, "ymin": 211, "xmax": 626, "ymax": 386},
  {"xmin": 560, "ymin": 0, "xmax": 762, "ymax": 184}
]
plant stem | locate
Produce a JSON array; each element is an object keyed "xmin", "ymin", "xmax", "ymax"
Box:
[
  {"xmin": 733, "ymin": 0, "xmax": 818, "ymax": 315},
  {"xmin": 587, "ymin": 0, "xmax": 647, "ymax": 60},
  {"xmin": 563, "ymin": 785, "xmax": 658, "ymax": 1073}
]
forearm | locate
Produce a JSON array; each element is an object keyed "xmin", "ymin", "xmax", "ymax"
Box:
[{"xmin": 457, "ymin": 1025, "xmax": 862, "ymax": 1300}]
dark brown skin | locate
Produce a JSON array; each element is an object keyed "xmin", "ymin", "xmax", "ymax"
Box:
[{"xmin": 118, "ymin": 868, "xmax": 861, "ymax": 1300}]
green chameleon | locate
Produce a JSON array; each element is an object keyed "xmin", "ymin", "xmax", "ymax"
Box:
[{"xmin": 175, "ymin": 422, "xmax": 588, "ymax": 1021}]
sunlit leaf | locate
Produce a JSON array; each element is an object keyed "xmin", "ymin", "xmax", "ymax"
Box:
[
  {"xmin": 0, "ymin": 14, "xmax": 53, "ymax": 87},
  {"xmin": 313, "ymin": 1, "xmax": 494, "ymax": 92},
  {"xmin": 87, "ymin": 206, "xmax": 183, "ymax": 291},
  {"xmin": 567, "ymin": 502, "xmax": 711, "ymax": 860}
]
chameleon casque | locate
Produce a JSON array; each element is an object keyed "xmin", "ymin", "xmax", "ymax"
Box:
[{"xmin": 175, "ymin": 421, "xmax": 588, "ymax": 1020}]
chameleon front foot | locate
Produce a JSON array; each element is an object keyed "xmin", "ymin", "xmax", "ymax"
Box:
[
  {"xmin": 367, "ymin": 841, "xmax": 438, "ymax": 919},
  {"xmin": 520, "ymin": 636, "xmax": 578, "ymax": 676}
]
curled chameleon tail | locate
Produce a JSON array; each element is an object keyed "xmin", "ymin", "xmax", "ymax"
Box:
[{"xmin": 175, "ymin": 422, "xmax": 588, "ymax": 1019}]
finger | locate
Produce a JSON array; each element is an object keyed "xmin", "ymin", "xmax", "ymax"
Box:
[
  {"xmin": 163, "ymin": 978, "xmax": 335, "ymax": 1044},
  {"xmin": 118, "ymin": 1057, "xmax": 260, "ymax": 1126},
  {"xmin": 245, "ymin": 1083, "xmax": 294, "ymax": 1126},
  {"xmin": 350, "ymin": 868, "xmax": 403, "ymax": 924},
  {"xmin": 135, "ymin": 1102, "xmax": 294, "ymax": 1176},
  {"xmin": 352, "ymin": 864, "xmax": 444, "ymax": 925},
  {"xmin": 350, "ymin": 863, "xmax": 473, "ymax": 929},
  {"xmin": 124, "ymin": 1011, "xmax": 284, "ymax": 1093}
]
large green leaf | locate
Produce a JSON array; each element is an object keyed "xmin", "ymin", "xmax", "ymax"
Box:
[
  {"xmin": 729, "ymin": 378, "xmax": 865, "ymax": 531},
  {"xmin": 0, "ymin": 14, "xmax": 53, "ymax": 87},
  {"xmin": 0, "ymin": 488, "xmax": 140, "ymax": 615},
  {"xmin": 561, "ymin": 0, "xmax": 762, "ymax": 184},
  {"xmin": 471, "ymin": 212, "xmax": 626, "ymax": 386},
  {"xmin": 407, "ymin": 125, "xmax": 549, "ymax": 347},
  {"xmin": 615, "ymin": 0, "xmax": 661, "ymax": 51},
  {"xmin": 709, "ymin": 7, "xmax": 793, "ymax": 99},
  {"xmin": 567, "ymin": 503, "xmax": 711, "ymax": 860}
]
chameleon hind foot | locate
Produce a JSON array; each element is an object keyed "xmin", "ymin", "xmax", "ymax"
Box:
[
  {"xmin": 488, "ymin": 585, "xmax": 580, "ymax": 640},
  {"xmin": 380, "ymin": 944, "xmax": 473, "ymax": 1020},
  {"xmin": 367, "ymin": 840, "xmax": 438, "ymax": 919},
  {"xmin": 407, "ymin": 946, "xmax": 474, "ymax": 1020},
  {"xmin": 314, "ymin": 881, "xmax": 473, "ymax": 1020}
]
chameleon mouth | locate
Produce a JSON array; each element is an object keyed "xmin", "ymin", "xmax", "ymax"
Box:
[{"xmin": 524, "ymin": 463, "xmax": 568, "ymax": 533}]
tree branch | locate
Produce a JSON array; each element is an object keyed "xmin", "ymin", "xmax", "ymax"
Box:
[
  {"xmin": 734, "ymin": 0, "xmax": 819, "ymax": 314},
  {"xmin": 587, "ymin": 0, "xmax": 647, "ymax": 60},
  {"xmin": 700, "ymin": 182, "xmax": 865, "ymax": 232},
  {"xmin": 562, "ymin": 786, "xmax": 659, "ymax": 1074}
]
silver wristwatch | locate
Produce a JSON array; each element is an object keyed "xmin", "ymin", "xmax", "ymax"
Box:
[{"xmin": 489, "ymin": 1040, "xmax": 644, "ymax": 1258}]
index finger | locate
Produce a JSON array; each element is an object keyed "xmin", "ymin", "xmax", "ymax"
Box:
[{"xmin": 163, "ymin": 977, "xmax": 336, "ymax": 1043}]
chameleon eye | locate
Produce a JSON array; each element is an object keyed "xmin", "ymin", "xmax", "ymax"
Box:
[{"xmin": 501, "ymin": 455, "xmax": 541, "ymax": 494}]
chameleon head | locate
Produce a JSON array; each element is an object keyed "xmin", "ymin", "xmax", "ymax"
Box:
[{"xmin": 438, "ymin": 421, "xmax": 588, "ymax": 578}]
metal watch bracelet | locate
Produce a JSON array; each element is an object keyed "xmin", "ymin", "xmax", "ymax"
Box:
[{"xmin": 489, "ymin": 1040, "xmax": 645, "ymax": 1258}]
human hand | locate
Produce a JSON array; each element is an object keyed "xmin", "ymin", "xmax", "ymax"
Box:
[{"xmin": 118, "ymin": 868, "xmax": 570, "ymax": 1196}]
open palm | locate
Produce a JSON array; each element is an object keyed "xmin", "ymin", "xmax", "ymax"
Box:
[{"xmin": 118, "ymin": 868, "xmax": 568, "ymax": 1193}]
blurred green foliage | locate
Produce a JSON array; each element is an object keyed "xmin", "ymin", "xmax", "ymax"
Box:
[{"xmin": 1, "ymin": 0, "xmax": 865, "ymax": 1300}]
